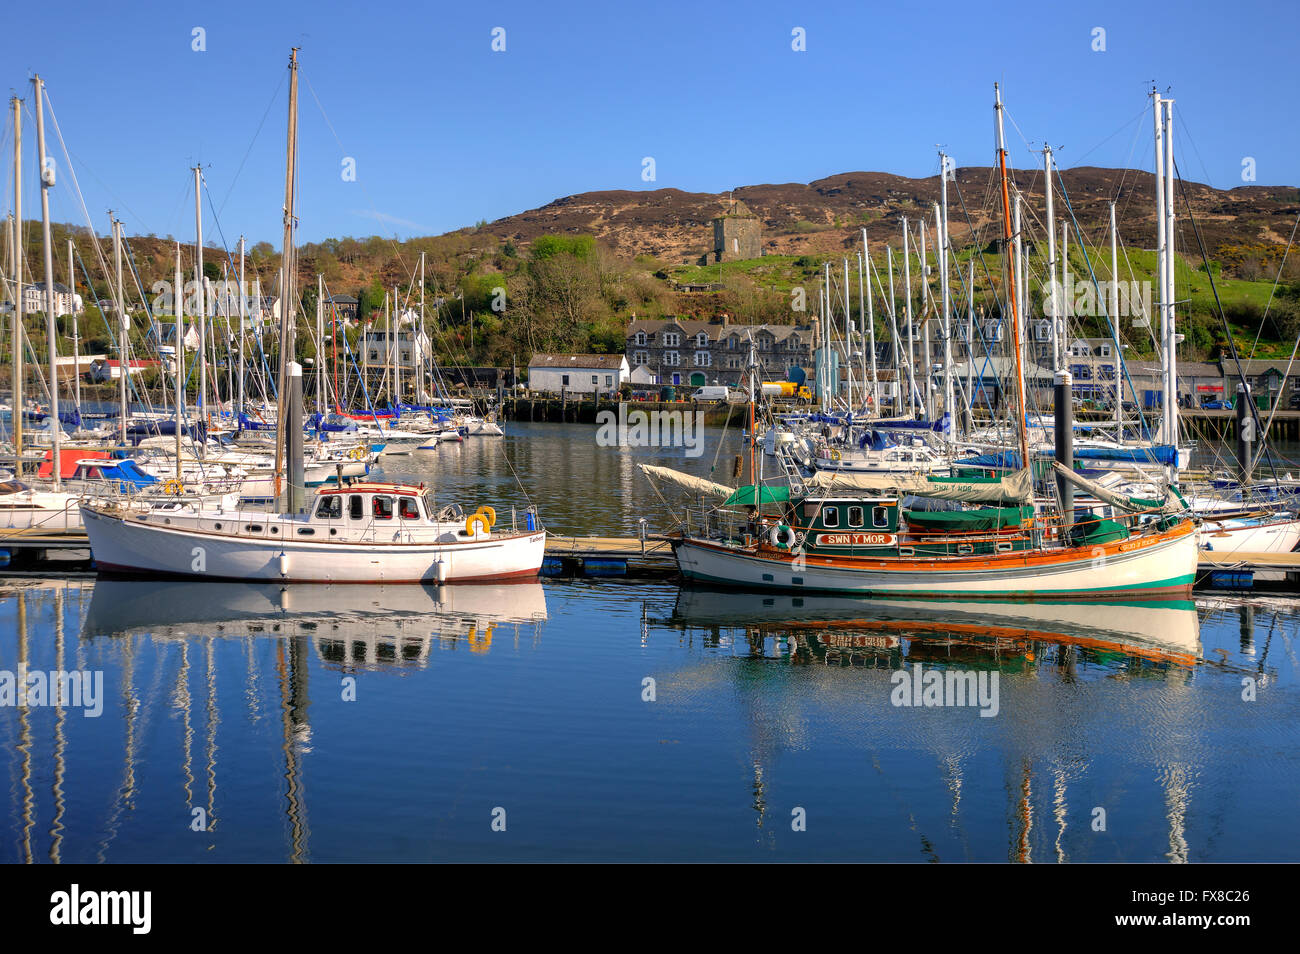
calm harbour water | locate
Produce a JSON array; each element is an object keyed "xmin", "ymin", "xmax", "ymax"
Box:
[{"xmin": 2, "ymin": 423, "xmax": 1298, "ymax": 862}]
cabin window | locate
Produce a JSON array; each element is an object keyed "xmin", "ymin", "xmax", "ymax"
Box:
[
  {"xmin": 349, "ymin": 495, "xmax": 364, "ymax": 519},
  {"xmin": 399, "ymin": 497, "xmax": 421, "ymax": 520},
  {"xmin": 373, "ymin": 495, "xmax": 394, "ymax": 520},
  {"xmin": 316, "ymin": 496, "xmax": 342, "ymax": 519},
  {"xmin": 822, "ymin": 506, "xmax": 839, "ymax": 528},
  {"xmin": 847, "ymin": 506, "xmax": 864, "ymax": 527},
  {"xmin": 872, "ymin": 506, "xmax": 888, "ymax": 528}
]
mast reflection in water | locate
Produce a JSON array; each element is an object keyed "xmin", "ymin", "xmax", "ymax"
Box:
[{"xmin": 1, "ymin": 577, "xmax": 1295, "ymax": 861}]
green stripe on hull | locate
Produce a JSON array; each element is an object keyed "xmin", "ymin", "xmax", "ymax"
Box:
[{"xmin": 679, "ymin": 566, "xmax": 1196, "ymax": 599}]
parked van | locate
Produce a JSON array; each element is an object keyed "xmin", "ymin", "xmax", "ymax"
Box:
[{"xmin": 692, "ymin": 386, "xmax": 739, "ymax": 403}]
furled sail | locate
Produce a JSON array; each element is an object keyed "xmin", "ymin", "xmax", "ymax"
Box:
[
  {"xmin": 805, "ymin": 467, "xmax": 1034, "ymax": 504},
  {"xmin": 1051, "ymin": 462, "xmax": 1185, "ymax": 514},
  {"xmin": 639, "ymin": 464, "xmax": 735, "ymax": 499}
]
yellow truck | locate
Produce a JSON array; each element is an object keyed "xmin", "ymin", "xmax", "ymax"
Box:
[{"xmin": 760, "ymin": 381, "xmax": 813, "ymax": 402}]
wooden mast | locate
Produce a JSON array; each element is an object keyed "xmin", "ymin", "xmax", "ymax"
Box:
[
  {"xmin": 994, "ymin": 83, "xmax": 1030, "ymax": 473},
  {"xmin": 274, "ymin": 48, "xmax": 300, "ymax": 504}
]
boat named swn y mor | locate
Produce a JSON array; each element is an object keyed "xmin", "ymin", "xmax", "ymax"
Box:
[
  {"xmin": 671, "ymin": 492, "xmax": 1197, "ymax": 599},
  {"xmin": 80, "ymin": 482, "xmax": 545, "ymax": 583}
]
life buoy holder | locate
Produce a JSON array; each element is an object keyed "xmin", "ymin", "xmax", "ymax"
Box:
[
  {"xmin": 348, "ymin": 445, "xmax": 367, "ymax": 461},
  {"xmin": 769, "ymin": 524, "xmax": 796, "ymax": 550},
  {"xmin": 830, "ymin": 449, "xmax": 842, "ymax": 462},
  {"xmin": 465, "ymin": 513, "xmax": 490, "ymax": 537},
  {"xmin": 163, "ymin": 478, "xmax": 185, "ymax": 496},
  {"xmin": 475, "ymin": 505, "xmax": 497, "ymax": 528}
]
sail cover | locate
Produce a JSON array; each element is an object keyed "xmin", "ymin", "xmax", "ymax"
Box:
[
  {"xmin": 1051, "ymin": 462, "xmax": 1185, "ymax": 514},
  {"xmin": 805, "ymin": 467, "xmax": 1034, "ymax": 504},
  {"xmin": 639, "ymin": 464, "xmax": 735, "ymax": 499}
]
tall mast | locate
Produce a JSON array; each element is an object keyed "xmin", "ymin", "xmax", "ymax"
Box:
[
  {"xmin": 33, "ymin": 76, "xmax": 61, "ymax": 490},
  {"xmin": 1044, "ymin": 145, "xmax": 1059, "ymax": 369},
  {"xmin": 994, "ymin": 83, "xmax": 1030, "ymax": 473},
  {"xmin": 68, "ymin": 238, "xmax": 80, "ymax": 415},
  {"xmin": 237, "ymin": 235, "xmax": 246, "ymax": 424},
  {"xmin": 937, "ymin": 160, "xmax": 955, "ymax": 450},
  {"xmin": 192, "ymin": 166, "xmax": 207, "ymax": 450},
  {"xmin": 902, "ymin": 217, "xmax": 915, "ymax": 417},
  {"xmin": 111, "ymin": 214, "xmax": 128, "ymax": 442},
  {"xmin": 1152, "ymin": 89, "xmax": 1168, "ymax": 448},
  {"xmin": 843, "ymin": 257, "xmax": 852, "ymax": 409},
  {"xmin": 1109, "ymin": 201, "xmax": 1122, "ymax": 434},
  {"xmin": 274, "ymin": 47, "xmax": 300, "ymax": 503},
  {"xmin": 861, "ymin": 230, "xmax": 878, "ymax": 411},
  {"xmin": 10, "ymin": 97, "xmax": 23, "ymax": 470},
  {"xmin": 174, "ymin": 243, "xmax": 184, "ymax": 480},
  {"xmin": 920, "ymin": 218, "xmax": 932, "ymax": 419},
  {"xmin": 886, "ymin": 246, "xmax": 900, "ymax": 413},
  {"xmin": 1162, "ymin": 97, "xmax": 1178, "ymax": 473},
  {"xmin": 419, "ymin": 251, "xmax": 426, "ymax": 403},
  {"xmin": 315, "ymin": 274, "xmax": 324, "ymax": 415}
]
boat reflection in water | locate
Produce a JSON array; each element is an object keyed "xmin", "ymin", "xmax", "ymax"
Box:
[
  {"xmin": 667, "ymin": 587, "xmax": 1200, "ymax": 669},
  {"xmin": 84, "ymin": 580, "xmax": 549, "ymax": 666}
]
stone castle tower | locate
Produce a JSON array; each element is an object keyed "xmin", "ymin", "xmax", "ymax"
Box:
[{"xmin": 710, "ymin": 197, "xmax": 761, "ymax": 263}]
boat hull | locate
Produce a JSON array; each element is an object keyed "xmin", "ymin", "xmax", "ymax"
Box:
[
  {"xmin": 81, "ymin": 505, "xmax": 546, "ymax": 583},
  {"xmin": 672, "ymin": 521, "xmax": 1198, "ymax": 598}
]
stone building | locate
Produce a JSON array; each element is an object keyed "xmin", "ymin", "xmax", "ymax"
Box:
[
  {"xmin": 710, "ymin": 200, "xmax": 761, "ymax": 263},
  {"xmin": 625, "ymin": 315, "xmax": 817, "ymax": 388}
]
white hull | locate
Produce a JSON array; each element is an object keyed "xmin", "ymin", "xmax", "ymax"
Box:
[
  {"xmin": 81, "ymin": 505, "xmax": 546, "ymax": 583},
  {"xmin": 1198, "ymin": 516, "xmax": 1300, "ymax": 555},
  {"xmin": 673, "ymin": 525, "xmax": 1198, "ymax": 598}
]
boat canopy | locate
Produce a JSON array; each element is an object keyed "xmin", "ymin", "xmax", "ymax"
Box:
[
  {"xmin": 1052, "ymin": 462, "xmax": 1186, "ymax": 515},
  {"xmin": 904, "ymin": 505, "xmax": 1034, "ymax": 531},
  {"xmin": 806, "ymin": 467, "xmax": 1033, "ymax": 504},
  {"xmin": 723, "ymin": 484, "xmax": 791, "ymax": 507}
]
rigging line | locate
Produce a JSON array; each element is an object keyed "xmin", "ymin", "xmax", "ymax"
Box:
[
  {"xmin": 1068, "ymin": 105, "xmax": 1150, "ymax": 169},
  {"xmin": 300, "ymin": 70, "xmax": 417, "ymax": 288},
  {"xmin": 217, "ymin": 70, "xmax": 288, "ymax": 216},
  {"xmin": 1245, "ymin": 210, "xmax": 1300, "ymax": 471},
  {"xmin": 35, "ymin": 94, "xmax": 147, "ymax": 232},
  {"xmin": 1172, "ymin": 156, "xmax": 1280, "ymax": 487}
]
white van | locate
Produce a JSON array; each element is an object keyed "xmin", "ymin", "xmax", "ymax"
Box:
[{"xmin": 692, "ymin": 386, "xmax": 737, "ymax": 403}]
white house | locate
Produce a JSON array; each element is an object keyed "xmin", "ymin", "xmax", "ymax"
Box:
[
  {"xmin": 527, "ymin": 353, "xmax": 629, "ymax": 395},
  {"xmin": 22, "ymin": 282, "xmax": 81, "ymax": 317}
]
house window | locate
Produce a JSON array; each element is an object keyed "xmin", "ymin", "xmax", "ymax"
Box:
[
  {"xmin": 605, "ymin": 375, "xmax": 612, "ymax": 386},
  {"xmin": 696, "ymin": 332, "xmax": 709, "ymax": 347},
  {"xmin": 1100, "ymin": 364, "xmax": 1115, "ymax": 380},
  {"xmin": 591, "ymin": 375, "xmax": 598, "ymax": 385},
  {"xmin": 368, "ymin": 350, "xmax": 378, "ymax": 361},
  {"xmin": 758, "ymin": 336, "xmax": 772, "ymax": 351},
  {"xmin": 694, "ymin": 351, "xmax": 711, "ymax": 367},
  {"xmin": 562, "ymin": 374, "xmax": 570, "ymax": 386},
  {"xmin": 1100, "ymin": 343, "xmax": 1112, "ymax": 357},
  {"xmin": 728, "ymin": 337, "xmax": 737, "ymax": 350},
  {"xmin": 635, "ymin": 331, "xmax": 647, "ymax": 346},
  {"xmin": 633, "ymin": 351, "xmax": 648, "ymax": 366},
  {"xmin": 662, "ymin": 332, "xmax": 681, "ymax": 347},
  {"xmin": 822, "ymin": 506, "xmax": 840, "ymax": 528},
  {"xmin": 663, "ymin": 351, "xmax": 680, "ymax": 367}
]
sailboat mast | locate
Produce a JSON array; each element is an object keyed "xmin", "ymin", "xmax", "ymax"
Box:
[
  {"xmin": 69, "ymin": 239, "xmax": 80, "ymax": 415},
  {"xmin": 111, "ymin": 215, "xmax": 128, "ymax": 443},
  {"xmin": 174, "ymin": 244, "xmax": 184, "ymax": 480},
  {"xmin": 938, "ymin": 160, "xmax": 955, "ymax": 450},
  {"xmin": 1109, "ymin": 202, "xmax": 1122, "ymax": 434},
  {"xmin": 10, "ymin": 98, "xmax": 23, "ymax": 472},
  {"xmin": 1152, "ymin": 89, "xmax": 1168, "ymax": 448},
  {"xmin": 274, "ymin": 47, "xmax": 300, "ymax": 502},
  {"xmin": 994, "ymin": 83, "xmax": 1030, "ymax": 472},
  {"xmin": 33, "ymin": 76, "xmax": 61, "ymax": 490},
  {"xmin": 861, "ymin": 230, "xmax": 878, "ymax": 411},
  {"xmin": 316, "ymin": 273, "xmax": 324, "ymax": 415},
  {"xmin": 237, "ymin": 235, "xmax": 246, "ymax": 424},
  {"xmin": 193, "ymin": 166, "xmax": 207, "ymax": 448},
  {"xmin": 1162, "ymin": 97, "xmax": 1178, "ymax": 473},
  {"xmin": 902, "ymin": 217, "xmax": 915, "ymax": 417},
  {"xmin": 1044, "ymin": 145, "xmax": 1059, "ymax": 369}
]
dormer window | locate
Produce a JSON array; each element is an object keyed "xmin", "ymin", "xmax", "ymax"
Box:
[
  {"xmin": 635, "ymin": 331, "xmax": 647, "ymax": 346},
  {"xmin": 695, "ymin": 332, "xmax": 709, "ymax": 347}
]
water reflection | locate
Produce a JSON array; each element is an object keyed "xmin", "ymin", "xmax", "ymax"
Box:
[
  {"xmin": 2, "ymin": 581, "xmax": 547, "ymax": 863},
  {"xmin": 666, "ymin": 587, "xmax": 1201, "ymax": 669}
]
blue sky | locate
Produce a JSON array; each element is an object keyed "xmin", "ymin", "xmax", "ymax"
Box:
[{"xmin": 2, "ymin": 0, "xmax": 1295, "ymax": 247}]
